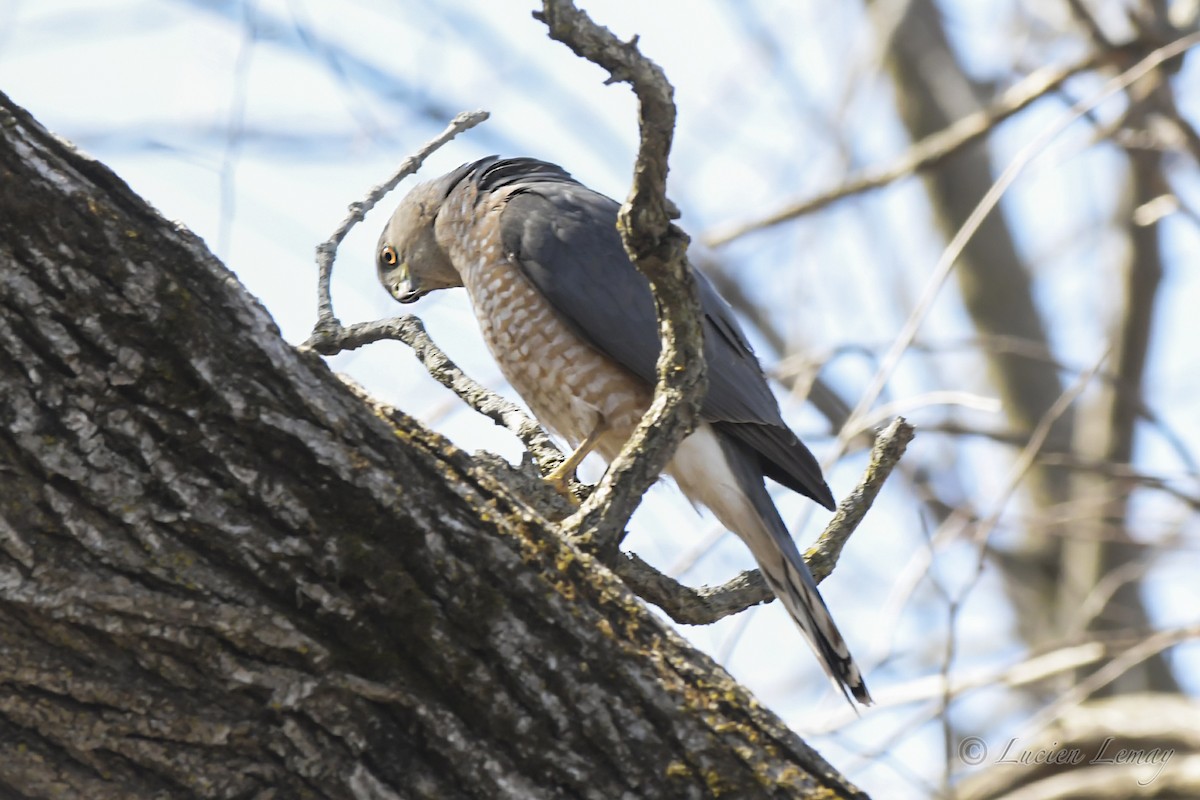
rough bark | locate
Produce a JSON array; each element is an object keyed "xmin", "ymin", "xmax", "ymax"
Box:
[{"xmin": 0, "ymin": 93, "xmax": 868, "ymax": 798}]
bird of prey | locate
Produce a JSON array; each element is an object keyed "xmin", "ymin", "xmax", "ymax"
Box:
[{"xmin": 377, "ymin": 156, "xmax": 871, "ymax": 705}]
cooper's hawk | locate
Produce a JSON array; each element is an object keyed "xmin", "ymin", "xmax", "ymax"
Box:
[{"xmin": 377, "ymin": 156, "xmax": 871, "ymax": 705}]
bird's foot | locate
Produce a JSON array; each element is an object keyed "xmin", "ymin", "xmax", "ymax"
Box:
[{"xmin": 543, "ymin": 462, "xmax": 582, "ymax": 506}]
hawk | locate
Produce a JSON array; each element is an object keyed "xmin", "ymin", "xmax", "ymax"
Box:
[{"xmin": 377, "ymin": 156, "xmax": 870, "ymax": 705}]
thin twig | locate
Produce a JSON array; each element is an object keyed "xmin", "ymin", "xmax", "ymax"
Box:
[
  {"xmin": 869, "ymin": 346, "xmax": 1110, "ymax": 672},
  {"xmin": 1067, "ymin": 0, "xmax": 1116, "ymax": 49},
  {"xmin": 808, "ymin": 641, "xmax": 1109, "ymax": 735},
  {"xmin": 834, "ymin": 32, "xmax": 1200, "ymax": 458},
  {"xmin": 969, "ymin": 347, "xmax": 1110, "ymax": 552},
  {"xmin": 1039, "ymin": 453, "xmax": 1200, "ymax": 509},
  {"xmin": 322, "ymin": 316, "xmax": 568, "ymax": 474},
  {"xmin": 702, "ymin": 55, "xmax": 1100, "ymax": 247},
  {"xmin": 613, "ymin": 418, "xmax": 914, "ymax": 625},
  {"xmin": 1024, "ymin": 623, "xmax": 1200, "ymax": 736},
  {"xmin": 304, "ymin": 110, "xmax": 489, "ymax": 347}
]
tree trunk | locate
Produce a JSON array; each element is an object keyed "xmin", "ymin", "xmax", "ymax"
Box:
[
  {"xmin": 1060, "ymin": 86, "xmax": 1176, "ymax": 695},
  {"xmin": 881, "ymin": 0, "xmax": 1064, "ymax": 644},
  {"xmin": 882, "ymin": 0, "xmax": 1173, "ymax": 694},
  {"xmin": 0, "ymin": 93, "xmax": 866, "ymax": 799}
]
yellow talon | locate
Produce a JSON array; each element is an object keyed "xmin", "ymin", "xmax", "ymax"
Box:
[
  {"xmin": 544, "ymin": 464, "xmax": 582, "ymax": 505},
  {"xmin": 543, "ymin": 421, "xmax": 608, "ymax": 504}
]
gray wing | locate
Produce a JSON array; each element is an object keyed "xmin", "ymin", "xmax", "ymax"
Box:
[{"xmin": 485, "ymin": 159, "xmax": 835, "ymax": 509}]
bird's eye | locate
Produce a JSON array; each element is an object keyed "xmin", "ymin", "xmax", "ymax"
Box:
[{"xmin": 381, "ymin": 245, "xmax": 398, "ymax": 266}]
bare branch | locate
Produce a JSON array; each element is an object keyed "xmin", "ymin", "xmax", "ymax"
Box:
[
  {"xmin": 815, "ymin": 642, "xmax": 1109, "ymax": 732},
  {"xmin": 536, "ymin": 1, "xmax": 706, "ymax": 554},
  {"xmin": 1037, "ymin": 453, "xmax": 1200, "ymax": 509},
  {"xmin": 1066, "ymin": 0, "xmax": 1117, "ymax": 49},
  {"xmin": 969, "ymin": 347, "xmax": 1111, "ymax": 552},
  {"xmin": 615, "ymin": 418, "xmax": 914, "ymax": 625},
  {"xmin": 304, "ymin": 109, "xmax": 489, "ymax": 346},
  {"xmin": 836, "ymin": 31, "xmax": 1200, "ymax": 454},
  {"xmin": 315, "ymin": 315, "xmax": 570, "ymax": 483},
  {"xmin": 812, "ymin": 417, "xmax": 915, "ymax": 575},
  {"xmin": 1024, "ymin": 624, "xmax": 1200, "ymax": 742},
  {"xmin": 702, "ymin": 56, "xmax": 1099, "ymax": 247}
]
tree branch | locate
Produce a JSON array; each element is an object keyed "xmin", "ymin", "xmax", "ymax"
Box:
[
  {"xmin": 702, "ymin": 54, "xmax": 1100, "ymax": 247},
  {"xmin": 617, "ymin": 418, "xmax": 914, "ymax": 625},
  {"xmin": 536, "ymin": 0, "xmax": 707, "ymax": 554},
  {"xmin": 836, "ymin": 29, "xmax": 1200, "ymax": 457},
  {"xmin": 304, "ymin": 109, "xmax": 489, "ymax": 344},
  {"xmin": 311, "ymin": 314, "xmax": 571, "ymax": 486}
]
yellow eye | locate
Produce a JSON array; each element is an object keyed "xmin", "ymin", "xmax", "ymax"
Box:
[{"xmin": 381, "ymin": 245, "xmax": 398, "ymax": 266}]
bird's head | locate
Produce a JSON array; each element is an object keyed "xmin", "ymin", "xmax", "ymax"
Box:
[{"xmin": 376, "ymin": 178, "xmax": 463, "ymax": 304}]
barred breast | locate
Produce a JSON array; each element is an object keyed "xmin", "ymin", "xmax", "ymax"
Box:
[{"xmin": 436, "ymin": 187, "xmax": 649, "ymax": 458}]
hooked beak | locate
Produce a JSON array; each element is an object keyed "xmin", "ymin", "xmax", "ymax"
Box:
[{"xmin": 383, "ymin": 263, "xmax": 427, "ymax": 304}]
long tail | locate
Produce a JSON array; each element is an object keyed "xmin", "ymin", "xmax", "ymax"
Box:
[
  {"xmin": 756, "ymin": 537, "xmax": 872, "ymax": 706},
  {"xmin": 676, "ymin": 427, "xmax": 872, "ymax": 706}
]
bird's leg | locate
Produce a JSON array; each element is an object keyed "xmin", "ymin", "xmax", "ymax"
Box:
[{"xmin": 544, "ymin": 420, "xmax": 607, "ymax": 500}]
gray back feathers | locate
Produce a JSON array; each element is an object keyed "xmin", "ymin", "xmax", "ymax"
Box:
[{"xmin": 444, "ymin": 157, "xmax": 834, "ymax": 509}]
